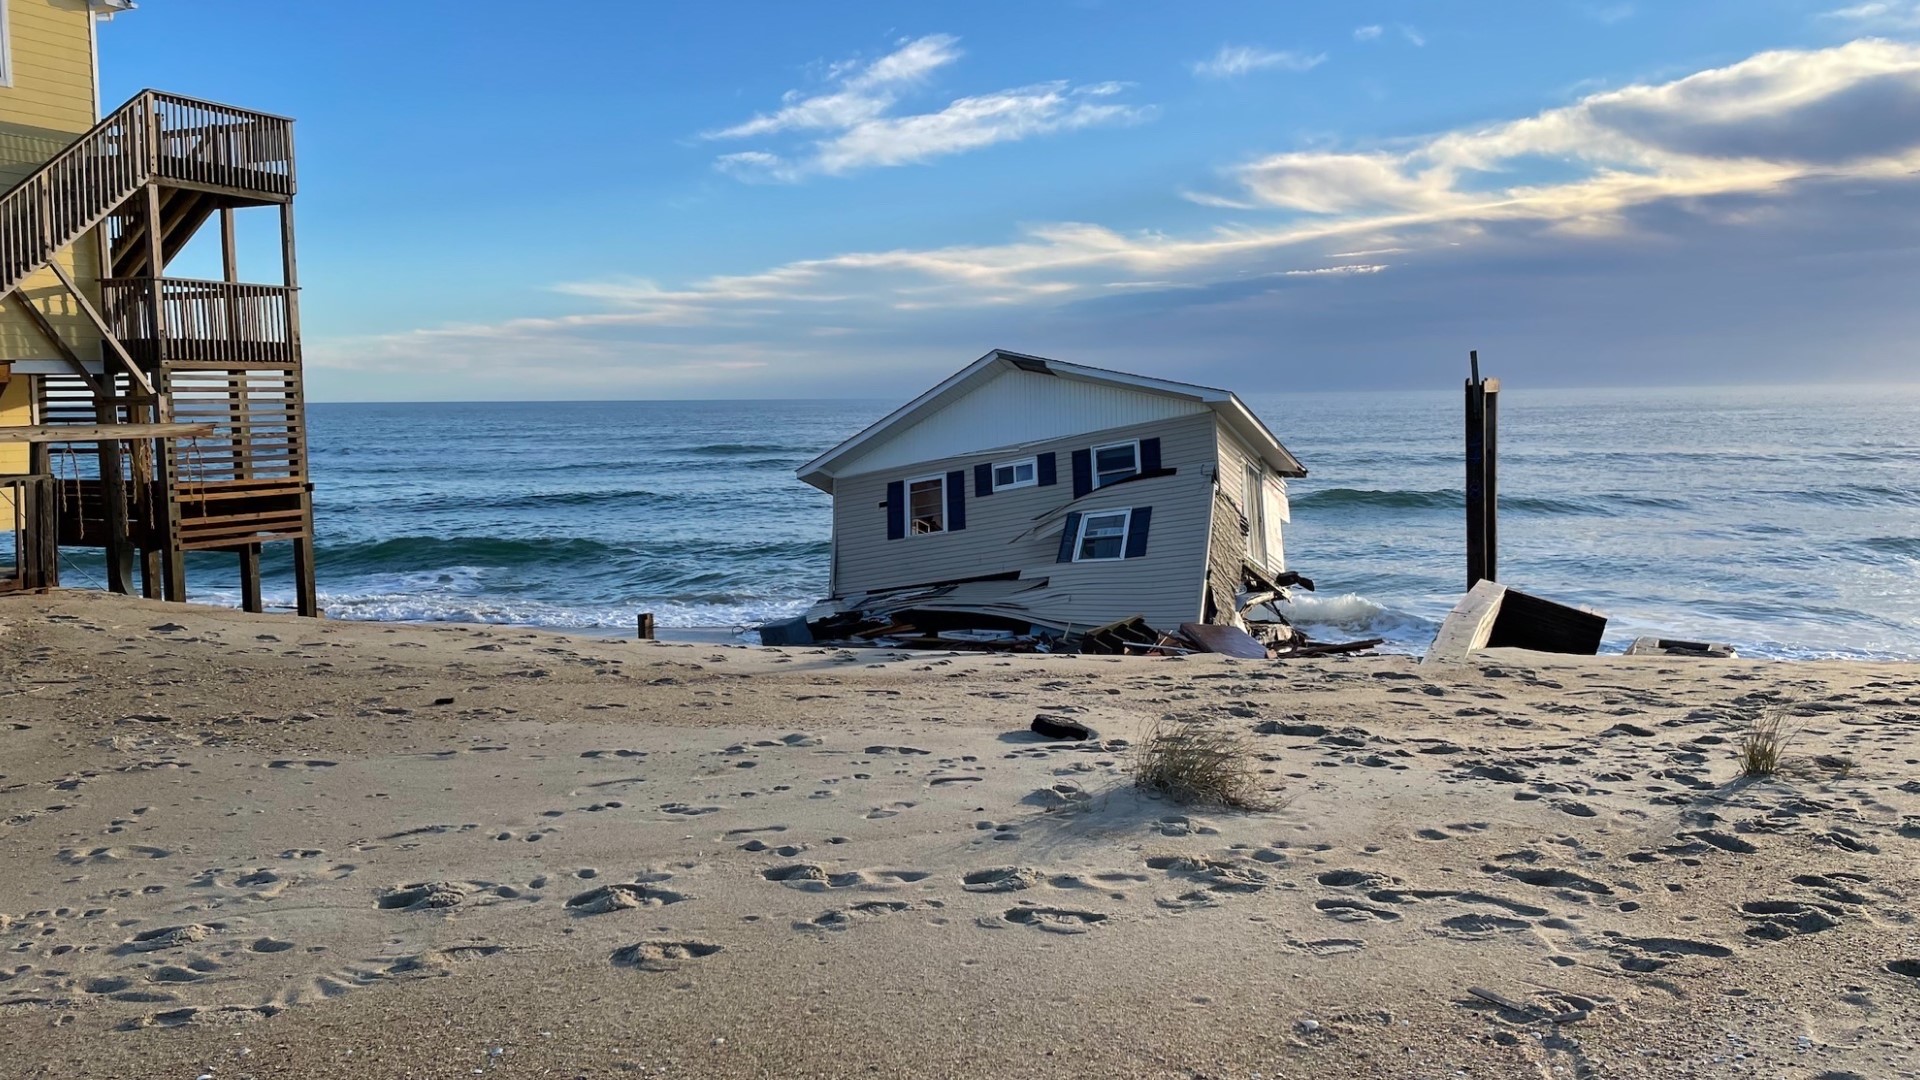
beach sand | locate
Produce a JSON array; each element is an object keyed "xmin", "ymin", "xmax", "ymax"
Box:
[{"xmin": 2, "ymin": 590, "xmax": 1917, "ymax": 1079}]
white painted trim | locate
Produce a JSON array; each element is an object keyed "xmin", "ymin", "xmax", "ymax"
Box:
[
  {"xmin": 990, "ymin": 455, "xmax": 1038, "ymax": 492},
  {"xmin": 1072, "ymin": 507, "xmax": 1132, "ymax": 562},
  {"xmin": 1091, "ymin": 439, "xmax": 1140, "ymax": 488},
  {"xmin": 0, "ymin": 0, "xmax": 15, "ymax": 90},
  {"xmin": 797, "ymin": 348, "xmax": 1306, "ymax": 489},
  {"xmin": 905, "ymin": 473, "xmax": 947, "ymax": 537}
]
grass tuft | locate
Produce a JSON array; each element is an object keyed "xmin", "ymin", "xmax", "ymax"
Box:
[
  {"xmin": 1737, "ymin": 706, "xmax": 1796, "ymax": 777},
  {"xmin": 1131, "ymin": 720, "xmax": 1281, "ymax": 811}
]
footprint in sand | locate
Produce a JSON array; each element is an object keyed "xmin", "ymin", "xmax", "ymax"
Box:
[
  {"xmin": 798, "ymin": 901, "xmax": 914, "ymax": 931},
  {"xmin": 120, "ymin": 924, "xmax": 220, "ymax": 953},
  {"xmin": 865, "ymin": 801, "xmax": 917, "ymax": 820},
  {"xmin": 123, "ymin": 1004, "xmax": 279, "ymax": 1031},
  {"xmin": 610, "ymin": 940, "xmax": 723, "ymax": 971},
  {"xmin": 999, "ymin": 905, "xmax": 1109, "ymax": 934},
  {"xmin": 58, "ymin": 845, "xmax": 171, "ymax": 864},
  {"xmin": 267, "ymin": 759, "xmax": 338, "ymax": 770},
  {"xmin": 566, "ymin": 882, "xmax": 690, "ymax": 914},
  {"xmin": 760, "ymin": 864, "xmax": 930, "ymax": 891},
  {"xmin": 375, "ymin": 881, "xmax": 508, "ymax": 911}
]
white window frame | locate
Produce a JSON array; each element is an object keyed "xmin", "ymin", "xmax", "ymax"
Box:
[
  {"xmin": 1092, "ymin": 439, "xmax": 1140, "ymax": 488},
  {"xmin": 906, "ymin": 473, "xmax": 946, "ymax": 536},
  {"xmin": 991, "ymin": 456, "xmax": 1038, "ymax": 492},
  {"xmin": 0, "ymin": 0, "xmax": 14, "ymax": 90},
  {"xmin": 1072, "ymin": 508, "xmax": 1132, "ymax": 562}
]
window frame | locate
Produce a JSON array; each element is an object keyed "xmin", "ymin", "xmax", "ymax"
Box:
[
  {"xmin": 1091, "ymin": 439, "xmax": 1140, "ymax": 488},
  {"xmin": 1072, "ymin": 507, "xmax": 1132, "ymax": 562},
  {"xmin": 905, "ymin": 473, "xmax": 947, "ymax": 536},
  {"xmin": 0, "ymin": 0, "xmax": 13, "ymax": 90},
  {"xmin": 991, "ymin": 455, "xmax": 1038, "ymax": 492}
]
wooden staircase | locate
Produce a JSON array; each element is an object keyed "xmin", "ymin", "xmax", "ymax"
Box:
[{"xmin": 0, "ymin": 90, "xmax": 314, "ymax": 614}]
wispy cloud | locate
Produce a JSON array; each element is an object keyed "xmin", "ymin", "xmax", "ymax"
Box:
[
  {"xmin": 704, "ymin": 34, "xmax": 1148, "ymax": 181},
  {"xmin": 1192, "ymin": 45, "xmax": 1327, "ymax": 79},
  {"xmin": 1825, "ymin": 1, "xmax": 1920, "ymax": 29},
  {"xmin": 331, "ymin": 41, "xmax": 1920, "ymax": 391},
  {"xmin": 1354, "ymin": 23, "xmax": 1426, "ymax": 46}
]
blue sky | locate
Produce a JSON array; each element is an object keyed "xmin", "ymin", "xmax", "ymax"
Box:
[{"xmin": 100, "ymin": 1, "xmax": 1920, "ymax": 400}]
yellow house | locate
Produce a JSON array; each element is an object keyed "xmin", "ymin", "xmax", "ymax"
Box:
[{"xmin": 0, "ymin": 0, "xmax": 316, "ymax": 613}]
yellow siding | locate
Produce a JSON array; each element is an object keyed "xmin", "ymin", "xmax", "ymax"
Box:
[
  {"xmin": 0, "ymin": 2, "xmax": 102, "ymax": 365},
  {"xmin": 0, "ymin": 367, "xmax": 29, "ymax": 474}
]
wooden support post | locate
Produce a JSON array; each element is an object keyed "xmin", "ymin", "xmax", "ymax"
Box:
[
  {"xmin": 1464, "ymin": 351, "xmax": 1500, "ymax": 591},
  {"xmin": 637, "ymin": 612, "xmax": 655, "ymax": 640},
  {"xmin": 280, "ymin": 200, "xmax": 319, "ymax": 618},
  {"xmin": 239, "ymin": 544, "xmax": 263, "ymax": 613},
  {"xmin": 96, "ymin": 408, "xmax": 134, "ymax": 595},
  {"xmin": 147, "ymin": 183, "xmax": 185, "ymax": 603}
]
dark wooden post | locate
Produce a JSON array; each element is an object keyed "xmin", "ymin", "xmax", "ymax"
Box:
[
  {"xmin": 146, "ymin": 183, "xmax": 186, "ymax": 603},
  {"xmin": 637, "ymin": 612, "xmax": 655, "ymax": 640},
  {"xmin": 220, "ymin": 207, "xmax": 265, "ymax": 613},
  {"xmin": 1464, "ymin": 351, "xmax": 1500, "ymax": 590},
  {"xmin": 280, "ymin": 200, "xmax": 318, "ymax": 618}
]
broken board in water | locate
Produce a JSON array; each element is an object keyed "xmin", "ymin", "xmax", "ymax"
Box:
[
  {"xmin": 1425, "ymin": 580, "xmax": 1606, "ymax": 664},
  {"xmin": 1178, "ymin": 623, "xmax": 1271, "ymax": 659}
]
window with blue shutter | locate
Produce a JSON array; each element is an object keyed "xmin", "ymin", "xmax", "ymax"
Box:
[
  {"xmin": 974, "ymin": 463, "xmax": 993, "ymax": 497},
  {"xmin": 1037, "ymin": 452, "xmax": 1057, "ymax": 487},
  {"xmin": 1139, "ymin": 438, "xmax": 1162, "ymax": 474}
]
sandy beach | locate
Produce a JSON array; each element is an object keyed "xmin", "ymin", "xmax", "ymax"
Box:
[{"xmin": 1, "ymin": 590, "xmax": 1917, "ymax": 1079}]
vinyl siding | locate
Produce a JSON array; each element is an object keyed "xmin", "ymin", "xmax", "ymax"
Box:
[
  {"xmin": 836, "ymin": 366, "xmax": 1211, "ymax": 478},
  {"xmin": 0, "ymin": 369, "xmax": 29, "ymax": 523},
  {"xmin": 0, "ymin": 2, "xmax": 103, "ymax": 364},
  {"xmin": 829, "ymin": 413, "xmax": 1220, "ymax": 630},
  {"xmin": 1217, "ymin": 426, "xmax": 1288, "ymax": 576}
]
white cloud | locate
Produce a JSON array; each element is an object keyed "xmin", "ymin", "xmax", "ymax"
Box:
[
  {"xmin": 333, "ymin": 40, "xmax": 1920, "ymax": 391},
  {"xmin": 1400, "ymin": 24, "xmax": 1428, "ymax": 47},
  {"xmin": 1826, "ymin": 1, "xmax": 1920, "ymax": 30},
  {"xmin": 1354, "ymin": 23, "xmax": 1425, "ymax": 46},
  {"xmin": 1192, "ymin": 45, "xmax": 1327, "ymax": 79},
  {"xmin": 704, "ymin": 34, "xmax": 1147, "ymax": 180},
  {"xmin": 1353, "ymin": 25, "xmax": 1383, "ymax": 42}
]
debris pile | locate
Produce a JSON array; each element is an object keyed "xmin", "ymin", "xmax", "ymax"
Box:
[{"xmin": 754, "ymin": 563, "xmax": 1382, "ymax": 659}]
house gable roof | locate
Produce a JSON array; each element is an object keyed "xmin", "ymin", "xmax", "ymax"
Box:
[{"xmin": 797, "ymin": 349, "xmax": 1306, "ymax": 492}]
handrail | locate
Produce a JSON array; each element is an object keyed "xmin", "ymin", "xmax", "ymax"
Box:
[{"xmin": 0, "ymin": 90, "xmax": 295, "ymax": 299}]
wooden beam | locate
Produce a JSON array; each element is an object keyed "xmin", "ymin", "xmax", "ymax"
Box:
[
  {"xmin": 0, "ymin": 422, "xmax": 214, "ymax": 442},
  {"xmin": 9, "ymin": 294, "xmax": 104, "ymax": 398},
  {"xmin": 47, "ymin": 261, "xmax": 156, "ymax": 398}
]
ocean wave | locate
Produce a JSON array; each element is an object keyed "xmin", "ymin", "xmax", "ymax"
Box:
[
  {"xmin": 1292, "ymin": 488, "xmax": 1682, "ymax": 516},
  {"xmin": 1857, "ymin": 535, "xmax": 1920, "ymax": 557},
  {"xmin": 1277, "ymin": 591, "xmax": 1437, "ymax": 653}
]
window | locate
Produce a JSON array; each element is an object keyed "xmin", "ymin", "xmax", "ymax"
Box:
[
  {"xmin": 1074, "ymin": 509, "xmax": 1131, "ymax": 561},
  {"xmin": 992, "ymin": 456, "xmax": 1037, "ymax": 491},
  {"xmin": 1093, "ymin": 441, "xmax": 1139, "ymax": 488},
  {"xmin": 908, "ymin": 475, "xmax": 945, "ymax": 535}
]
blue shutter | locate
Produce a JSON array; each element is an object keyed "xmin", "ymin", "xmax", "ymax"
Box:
[
  {"xmin": 1140, "ymin": 438, "xmax": 1162, "ymax": 474},
  {"xmin": 885, "ymin": 481, "xmax": 905, "ymax": 540},
  {"xmin": 1071, "ymin": 449, "xmax": 1092, "ymax": 498},
  {"xmin": 1037, "ymin": 452, "xmax": 1057, "ymax": 487},
  {"xmin": 946, "ymin": 470, "xmax": 966, "ymax": 531},
  {"xmin": 1056, "ymin": 512, "xmax": 1082, "ymax": 563},
  {"xmin": 974, "ymin": 463, "xmax": 993, "ymax": 497},
  {"xmin": 1124, "ymin": 507, "xmax": 1152, "ymax": 558}
]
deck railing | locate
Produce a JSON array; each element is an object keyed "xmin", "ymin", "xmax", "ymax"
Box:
[
  {"xmin": 0, "ymin": 90, "xmax": 294, "ymax": 297},
  {"xmin": 1, "ymin": 474, "xmax": 58, "ymax": 593},
  {"xmin": 100, "ymin": 277, "xmax": 298, "ymax": 367}
]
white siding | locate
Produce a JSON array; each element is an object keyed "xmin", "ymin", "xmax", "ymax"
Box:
[
  {"xmin": 836, "ymin": 367, "xmax": 1209, "ymax": 478},
  {"xmin": 1217, "ymin": 428, "xmax": 1288, "ymax": 576},
  {"xmin": 830, "ymin": 413, "xmax": 1220, "ymax": 630}
]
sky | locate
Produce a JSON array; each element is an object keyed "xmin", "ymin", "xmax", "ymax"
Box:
[{"xmin": 98, "ymin": 1, "xmax": 1920, "ymax": 401}]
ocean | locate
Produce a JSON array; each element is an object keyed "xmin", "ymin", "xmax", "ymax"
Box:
[{"xmin": 21, "ymin": 384, "xmax": 1920, "ymax": 660}]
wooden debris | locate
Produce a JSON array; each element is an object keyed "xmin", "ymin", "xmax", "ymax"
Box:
[{"xmin": 1178, "ymin": 622, "xmax": 1271, "ymax": 659}]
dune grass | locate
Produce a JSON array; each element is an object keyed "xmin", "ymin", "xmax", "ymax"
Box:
[
  {"xmin": 1737, "ymin": 706, "xmax": 1796, "ymax": 777},
  {"xmin": 1131, "ymin": 720, "xmax": 1281, "ymax": 811}
]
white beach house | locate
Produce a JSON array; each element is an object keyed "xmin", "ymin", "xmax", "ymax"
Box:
[{"xmin": 794, "ymin": 350, "xmax": 1306, "ymax": 638}]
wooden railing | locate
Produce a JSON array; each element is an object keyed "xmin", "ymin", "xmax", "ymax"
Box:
[
  {"xmin": 100, "ymin": 277, "xmax": 298, "ymax": 367},
  {"xmin": 1, "ymin": 474, "xmax": 59, "ymax": 593},
  {"xmin": 0, "ymin": 90, "xmax": 294, "ymax": 297}
]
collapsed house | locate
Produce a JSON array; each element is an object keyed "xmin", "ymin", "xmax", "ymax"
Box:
[{"xmin": 768, "ymin": 350, "xmax": 1327, "ymax": 653}]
